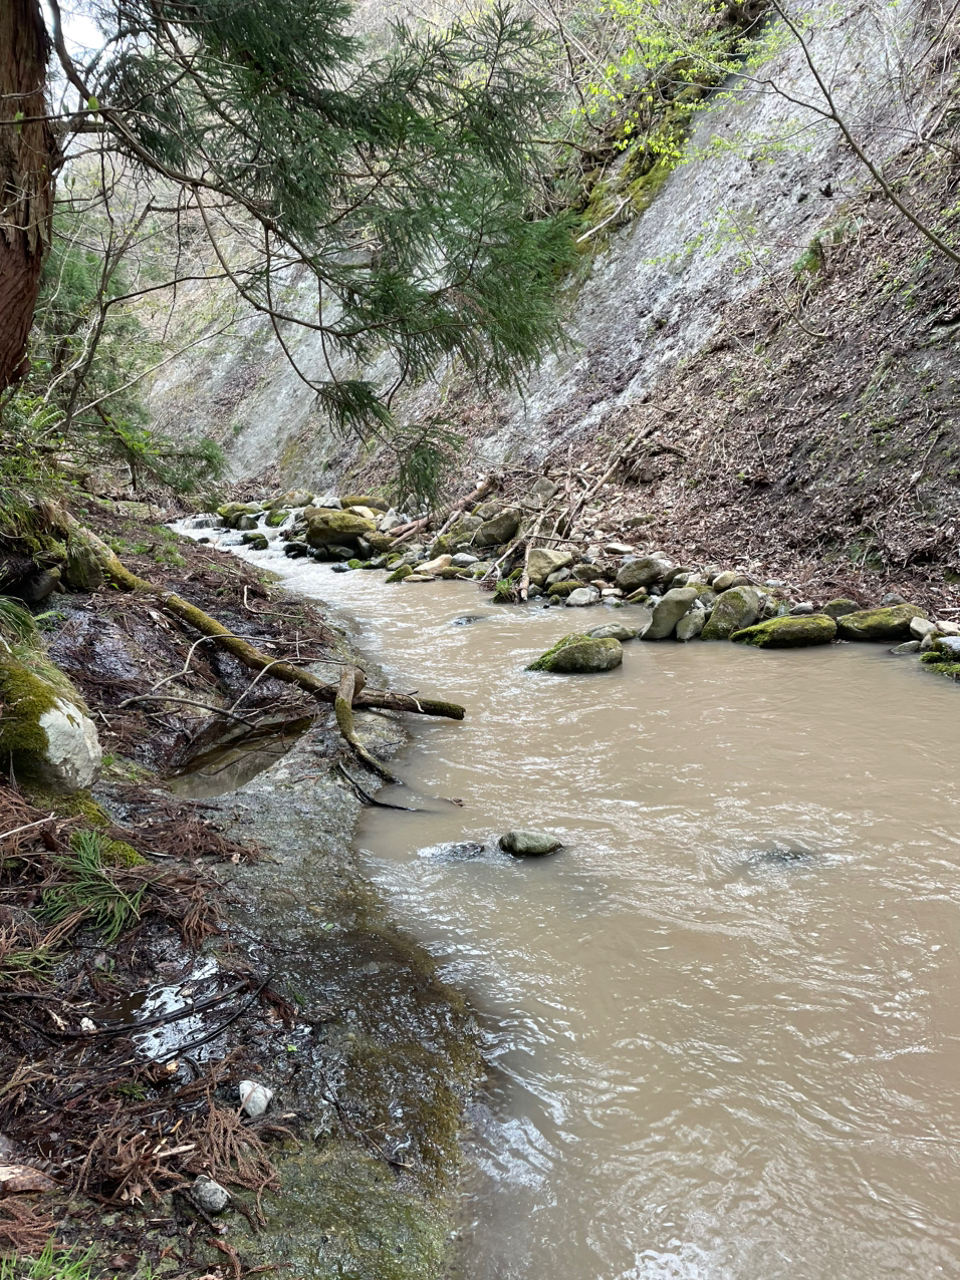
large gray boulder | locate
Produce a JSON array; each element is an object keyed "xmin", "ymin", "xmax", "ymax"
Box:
[
  {"xmin": 642, "ymin": 587, "xmax": 699, "ymax": 641},
  {"xmin": 615, "ymin": 554, "xmax": 674, "ymax": 594},
  {"xmin": 527, "ymin": 548, "xmax": 573, "ymax": 586},
  {"xmin": 586, "ymin": 623, "xmax": 638, "ymax": 641},
  {"xmin": 731, "ymin": 615, "xmax": 837, "ymax": 648},
  {"xmin": 474, "ymin": 508, "xmax": 521, "ymax": 548},
  {"xmin": 702, "ymin": 586, "xmax": 762, "ymax": 640},
  {"xmin": 527, "ymin": 633, "xmax": 623, "ymax": 673}
]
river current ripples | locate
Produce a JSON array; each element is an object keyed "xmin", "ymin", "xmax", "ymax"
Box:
[{"xmin": 180, "ymin": 530, "xmax": 960, "ymax": 1280}]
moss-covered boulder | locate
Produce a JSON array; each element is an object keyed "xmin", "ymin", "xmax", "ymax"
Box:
[
  {"xmin": 527, "ymin": 633, "xmax": 623, "ymax": 673},
  {"xmin": 836, "ymin": 604, "xmax": 927, "ymax": 642},
  {"xmin": 241, "ymin": 532, "xmax": 269, "ymax": 550},
  {"xmin": 265, "ymin": 509, "xmax": 290, "ymax": 528},
  {"xmin": 364, "ymin": 532, "xmax": 394, "ymax": 554},
  {"xmin": 731, "ymin": 615, "xmax": 837, "ymax": 648},
  {"xmin": 473, "ymin": 508, "xmax": 521, "ymax": 549},
  {"xmin": 342, "ymin": 493, "xmax": 389, "ymax": 512},
  {"xmin": 63, "ymin": 543, "xmax": 103, "ymax": 592},
  {"xmin": 546, "ymin": 579, "xmax": 582, "ymax": 598},
  {"xmin": 306, "ymin": 510, "xmax": 377, "ymax": 548},
  {"xmin": 386, "ymin": 563, "xmax": 414, "ymax": 583},
  {"xmin": 822, "ymin": 597, "xmax": 861, "ymax": 620},
  {"xmin": 702, "ymin": 586, "xmax": 762, "ymax": 640},
  {"xmin": 0, "ymin": 651, "xmax": 102, "ymax": 794},
  {"xmin": 217, "ymin": 502, "xmax": 263, "ymax": 528}
]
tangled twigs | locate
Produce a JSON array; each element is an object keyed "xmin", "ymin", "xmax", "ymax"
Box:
[
  {"xmin": 65, "ymin": 516, "xmax": 466, "ymax": 725},
  {"xmin": 390, "ymin": 473, "xmax": 498, "ymax": 543}
]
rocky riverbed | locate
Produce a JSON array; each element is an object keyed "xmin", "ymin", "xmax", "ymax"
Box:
[{"xmin": 196, "ymin": 479, "xmax": 960, "ymax": 684}]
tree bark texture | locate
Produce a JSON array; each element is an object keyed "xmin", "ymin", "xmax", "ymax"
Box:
[{"xmin": 0, "ymin": 0, "xmax": 57, "ymax": 391}]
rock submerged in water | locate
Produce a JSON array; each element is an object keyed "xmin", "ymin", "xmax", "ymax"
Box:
[
  {"xmin": 499, "ymin": 830, "xmax": 561, "ymax": 857},
  {"xmin": 731, "ymin": 614, "xmax": 836, "ymax": 648},
  {"xmin": 527, "ymin": 633, "xmax": 623, "ymax": 673},
  {"xmin": 836, "ymin": 603, "xmax": 927, "ymax": 641}
]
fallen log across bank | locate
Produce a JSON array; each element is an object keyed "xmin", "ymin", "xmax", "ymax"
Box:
[{"xmin": 65, "ymin": 517, "xmax": 465, "ymax": 774}]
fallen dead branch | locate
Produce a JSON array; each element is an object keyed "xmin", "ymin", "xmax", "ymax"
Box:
[
  {"xmin": 334, "ymin": 667, "xmax": 399, "ymax": 783},
  {"xmin": 65, "ymin": 518, "xmax": 465, "ymax": 780}
]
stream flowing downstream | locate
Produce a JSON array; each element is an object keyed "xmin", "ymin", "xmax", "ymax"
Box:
[{"xmin": 183, "ymin": 530, "xmax": 960, "ymax": 1279}]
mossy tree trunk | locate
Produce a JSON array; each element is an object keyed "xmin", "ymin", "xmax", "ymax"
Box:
[{"xmin": 0, "ymin": 0, "xmax": 57, "ymax": 391}]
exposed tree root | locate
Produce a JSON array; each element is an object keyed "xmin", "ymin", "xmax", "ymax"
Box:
[
  {"xmin": 334, "ymin": 666, "xmax": 400, "ymax": 783},
  {"xmin": 64, "ymin": 516, "xmax": 465, "ymax": 776}
]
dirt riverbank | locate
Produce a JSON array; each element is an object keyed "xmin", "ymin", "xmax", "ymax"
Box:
[{"xmin": 0, "ymin": 498, "xmax": 480, "ymax": 1278}]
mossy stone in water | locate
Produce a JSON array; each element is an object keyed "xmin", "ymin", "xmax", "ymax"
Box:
[
  {"xmin": 836, "ymin": 604, "xmax": 927, "ymax": 641},
  {"xmin": 731, "ymin": 614, "xmax": 836, "ymax": 648},
  {"xmin": 528, "ymin": 633, "xmax": 623, "ymax": 673},
  {"xmin": 499, "ymin": 830, "xmax": 561, "ymax": 856},
  {"xmin": 547, "ymin": 579, "xmax": 582, "ymax": 598},
  {"xmin": 265, "ymin": 509, "xmax": 289, "ymax": 527},
  {"xmin": 241, "ymin": 532, "xmax": 269, "ymax": 550},
  {"xmin": 386, "ymin": 563, "xmax": 414, "ymax": 583},
  {"xmin": 701, "ymin": 586, "xmax": 761, "ymax": 640}
]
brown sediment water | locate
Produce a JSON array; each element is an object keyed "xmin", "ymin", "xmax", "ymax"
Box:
[{"xmin": 181, "ymin": 532, "xmax": 960, "ymax": 1279}]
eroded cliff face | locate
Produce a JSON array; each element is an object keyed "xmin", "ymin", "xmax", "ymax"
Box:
[{"xmin": 147, "ymin": 0, "xmax": 956, "ymax": 564}]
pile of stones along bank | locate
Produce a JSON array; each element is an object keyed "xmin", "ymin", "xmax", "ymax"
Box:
[{"xmin": 201, "ymin": 488, "xmax": 960, "ymax": 678}]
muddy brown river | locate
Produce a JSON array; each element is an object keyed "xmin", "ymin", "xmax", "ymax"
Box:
[{"xmin": 183, "ymin": 531, "xmax": 960, "ymax": 1278}]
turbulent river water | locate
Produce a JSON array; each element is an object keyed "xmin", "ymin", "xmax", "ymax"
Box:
[{"xmin": 182, "ymin": 530, "xmax": 960, "ymax": 1279}]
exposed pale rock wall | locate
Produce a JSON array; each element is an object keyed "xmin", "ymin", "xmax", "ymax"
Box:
[{"xmin": 145, "ymin": 1, "xmax": 933, "ymax": 485}]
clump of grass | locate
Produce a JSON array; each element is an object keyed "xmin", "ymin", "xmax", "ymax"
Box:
[
  {"xmin": 0, "ymin": 597, "xmax": 40, "ymax": 648},
  {"xmin": 43, "ymin": 830, "xmax": 147, "ymax": 943},
  {"xmin": 0, "ymin": 1239, "xmax": 96, "ymax": 1279}
]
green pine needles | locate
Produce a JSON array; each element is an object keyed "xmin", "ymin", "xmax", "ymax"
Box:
[
  {"xmin": 43, "ymin": 830, "xmax": 147, "ymax": 943},
  {"xmin": 65, "ymin": 0, "xmax": 578, "ymax": 432}
]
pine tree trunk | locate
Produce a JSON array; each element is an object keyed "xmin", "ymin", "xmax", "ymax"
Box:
[{"xmin": 0, "ymin": 0, "xmax": 57, "ymax": 391}]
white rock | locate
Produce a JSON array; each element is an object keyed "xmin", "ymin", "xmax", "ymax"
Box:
[
  {"xmin": 35, "ymin": 699, "xmax": 103, "ymax": 795},
  {"xmin": 191, "ymin": 1174, "xmax": 230, "ymax": 1213},
  {"xmin": 604, "ymin": 543, "xmax": 635, "ymax": 556},
  {"xmin": 378, "ymin": 509, "xmax": 402, "ymax": 533},
  {"xmin": 451, "ymin": 553, "xmax": 479, "ymax": 567},
  {"xmin": 239, "ymin": 1080, "xmax": 274, "ymax": 1118},
  {"xmin": 909, "ymin": 616, "xmax": 937, "ymax": 639},
  {"xmin": 935, "ymin": 619, "xmax": 959, "ymax": 636},
  {"xmin": 565, "ymin": 586, "xmax": 601, "ymax": 607},
  {"xmin": 416, "ymin": 554, "xmax": 452, "ymax": 575}
]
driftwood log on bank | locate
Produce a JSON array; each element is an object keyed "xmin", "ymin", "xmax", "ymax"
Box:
[
  {"xmin": 389, "ymin": 474, "xmax": 499, "ymax": 544},
  {"xmin": 66, "ymin": 518, "xmax": 465, "ymax": 775}
]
